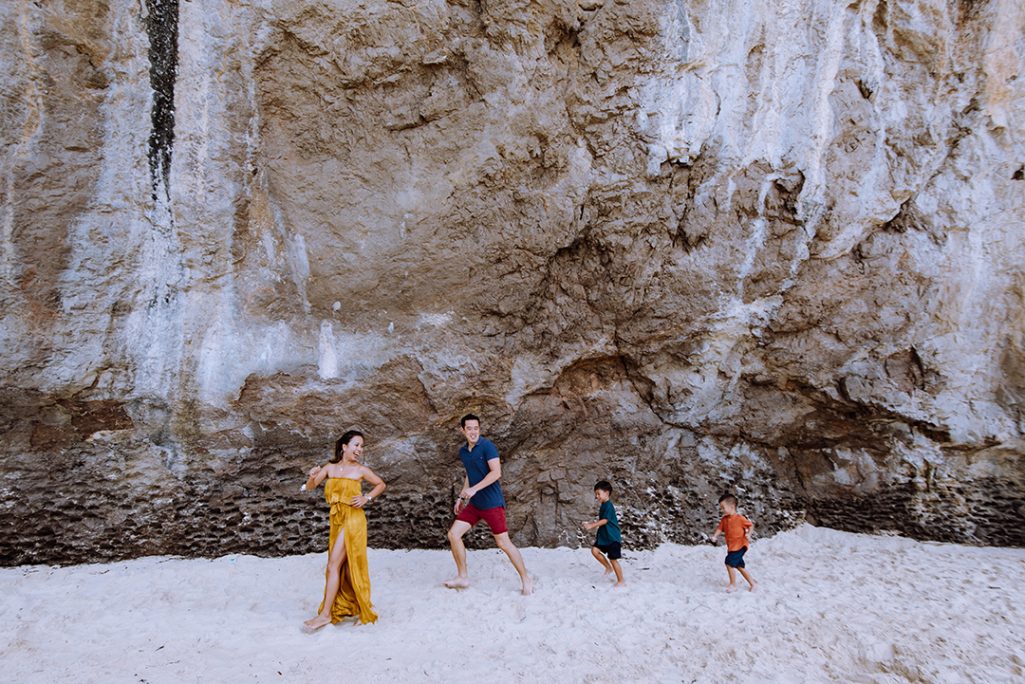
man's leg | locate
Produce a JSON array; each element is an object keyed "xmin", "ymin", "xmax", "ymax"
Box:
[
  {"xmin": 494, "ymin": 532, "xmax": 533, "ymax": 595},
  {"xmin": 444, "ymin": 520, "xmax": 472, "ymax": 588},
  {"xmin": 591, "ymin": 546, "xmax": 613, "ymax": 575}
]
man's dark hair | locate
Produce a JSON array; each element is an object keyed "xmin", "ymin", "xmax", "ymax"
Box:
[
  {"xmin": 460, "ymin": 413, "xmax": 480, "ymax": 428},
  {"xmin": 594, "ymin": 480, "xmax": 613, "ymax": 495},
  {"xmin": 331, "ymin": 430, "xmax": 364, "ymax": 463},
  {"xmin": 718, "ymin": 493, "xmax": 738, "ymax": 507}
]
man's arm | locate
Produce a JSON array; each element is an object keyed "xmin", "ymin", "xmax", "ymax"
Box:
[
  {"xmin": 454, "ymin": 475, "xmax": 470, "ymax": 514},
  {"xmin": 464, "ymin": 458, "xmax": 501, "ymax": 497}
]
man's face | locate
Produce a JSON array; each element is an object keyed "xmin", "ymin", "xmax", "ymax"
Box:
[{"xmin": 460, "ymin": 419, "xmax": 481, "ymax": 445}]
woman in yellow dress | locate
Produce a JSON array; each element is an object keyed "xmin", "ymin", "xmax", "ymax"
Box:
[{"xmin": 302, "ymin": 430, "xmax": 386, "ymax": 632}]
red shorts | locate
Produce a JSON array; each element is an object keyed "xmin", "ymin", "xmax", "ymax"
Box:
[{"xmin": 455, "ymin": 503, "xmax": 508, "ymax": 535}]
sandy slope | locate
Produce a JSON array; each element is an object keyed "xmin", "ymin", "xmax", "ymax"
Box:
[{"xmin": 2, "ymin": 525, "xmax": 1024, "ymax": 683}]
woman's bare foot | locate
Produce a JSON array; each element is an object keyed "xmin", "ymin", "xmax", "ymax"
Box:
[
  {"xmin": 302, "ymin": 615, "xmax": 332, "ymax": 633},
  {"xmin": 443, "ymin": 577, "xmax": 470, "ymax": 589}
]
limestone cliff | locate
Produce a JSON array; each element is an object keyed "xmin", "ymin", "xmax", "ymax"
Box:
[{"xmin": 2, "ymin": 0, "xmax": 1024, "ymax": 565}]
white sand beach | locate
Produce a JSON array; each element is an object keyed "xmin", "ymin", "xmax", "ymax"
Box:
[{"xmin": 2, "ymin": 525, "xmax": 1024, "ymax": 683}]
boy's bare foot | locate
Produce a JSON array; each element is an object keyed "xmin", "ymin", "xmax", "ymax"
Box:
[
  {"xmin": 520, "ymin": 576, "xmax": 534, "ymax": 596},
  {"xmin": 302, "ymin": 615, "xmax": 331, "ymax": 633},
  {"xmin": 747, "ymin": 582, "xmax": 757, "ymax": 592},
  {"xmin": 725, "ymin": 584, "xmax": 737, "ymax": 593},
  {"xmin": 443, "ymin": 577, "xmax": 470, "ymax": 589},
  {"xmin": 613, "ymin": 581, "xmax": 626, "ymax": 589}
]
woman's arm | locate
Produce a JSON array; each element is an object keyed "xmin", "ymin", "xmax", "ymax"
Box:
[
  {"xmin": 351, "ymin": 466, "xmax": 386, "ymax": 508},
  {"xmin": 305, "ymin": 464, "xmax": 329, "ymax": 491}
]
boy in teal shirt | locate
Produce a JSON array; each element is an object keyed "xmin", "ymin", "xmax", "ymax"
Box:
[{"xmin": 582, "ymin": 480, "xmax": 625, "ymax": 587}]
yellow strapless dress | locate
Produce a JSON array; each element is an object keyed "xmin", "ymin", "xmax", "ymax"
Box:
[{"xmin": 318, "ymin": 478, "xmax": 378, "ymax": 624}]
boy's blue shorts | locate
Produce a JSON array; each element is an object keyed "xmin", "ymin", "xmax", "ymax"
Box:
[{"xmin": 724, "ymin": 546, "xmax": 747, "ymax": 568}]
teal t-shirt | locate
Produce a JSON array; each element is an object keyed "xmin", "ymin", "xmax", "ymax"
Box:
[{"xmin": 595, "ymin": 500, "xmax": 622, "ymax": 545}]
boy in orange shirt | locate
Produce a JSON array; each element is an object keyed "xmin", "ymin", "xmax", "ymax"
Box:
[{"xmin": 711, "ymin": 493, "xmax": 756, "ymax": 592}]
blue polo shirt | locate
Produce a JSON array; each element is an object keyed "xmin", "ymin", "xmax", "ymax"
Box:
[{"xmin": 459, "ymin": 437, "xmax": 505, "ymax": 510}]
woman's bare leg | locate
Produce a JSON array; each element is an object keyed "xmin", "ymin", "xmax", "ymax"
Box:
[{"xmin": 304, "ymin": 534, "xmax": 347, "ymax": 630}]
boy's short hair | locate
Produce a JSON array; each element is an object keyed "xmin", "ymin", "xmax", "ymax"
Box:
[
  {"xmin": 594, "ymin": 480, "xmax": 613, "ymax": 494},
  {"xmin": 460, "ymin": 413, "xmax": 480, "ymax": 428},
  {"xmin": 718, "ymin": 493, "xmax": 738, "ymax": 507}
]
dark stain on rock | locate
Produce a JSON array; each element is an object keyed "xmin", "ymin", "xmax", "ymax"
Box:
[
  {"xmin": 21, "ymin": 398, "xmax": 135, "ymax": 451},
  {"xmin": 806, "ymin": 473, "xmax": 1025, "ymax": 546},
  {"xmin": 145, "ymin": 0, "xmax": 179, "ymax": 201}
]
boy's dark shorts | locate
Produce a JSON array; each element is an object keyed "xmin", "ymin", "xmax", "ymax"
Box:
[
  {"xmin": 594, "ymin": 542, "xmax": 622, "ymax": 560},
  {"xmin": 724, "ymin": 546, "xmax": 747, "ymax": 568}
]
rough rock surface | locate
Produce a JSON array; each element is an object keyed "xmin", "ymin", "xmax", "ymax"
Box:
[{"xmin": 1, "ymin": 0, "xmax": 1023, "ymax": 565}]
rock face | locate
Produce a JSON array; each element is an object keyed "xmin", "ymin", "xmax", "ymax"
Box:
[{"xmin": 2, "ymin": 0, "xmax": 1024, "ymax": 565}]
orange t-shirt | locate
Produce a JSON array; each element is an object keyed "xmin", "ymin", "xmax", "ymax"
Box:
[{"xmin": 716, "ymin": 514, "xmax": 752, "ymax": 551}]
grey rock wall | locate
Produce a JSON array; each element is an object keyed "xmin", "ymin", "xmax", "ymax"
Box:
[{"xmin": 1, "ymin": 0, "xmax": 1024, "ymax": 565}]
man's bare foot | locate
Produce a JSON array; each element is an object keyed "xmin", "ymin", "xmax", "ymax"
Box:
[
  {"xmin": 443, "ymin": 577, "xmax": 470, "ymax": 589},
  {"xmin": 725, "ymin": 584, "xmax": 737, "ymax": 593},
  {"xmin": 520, "ymin": 576, "xmax": 534, "ymax": 596},
  {"xmin": 302, "ymin": 615, "xmax": 331, "ymax": 633}
]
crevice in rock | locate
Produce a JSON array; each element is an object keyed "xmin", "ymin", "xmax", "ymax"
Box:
[
  {"xmin": 669, "ymin": 151, "xmax": 715, "ymax": 252},
  {"xmin": 879, "ymin": 197, "xmax": 916, "ymax": 234},
  {"xmin": 544, "ymin": 17, "xmax": 581, "ymax": 58},
  {"xmin": 144, "ymin": 0, "xmax": 179, "ymax": 202},
  {"xmin": 809, "ymin": 376, "xmax": 952, "ymax": 447},
  {"xmin": 855, "ymin": 78, "xmax": 873, "ymax": 100},
  {"xmin": 610, "ymin": 328, "xmax": 697, "ymax": 432},
  {"xmin": 878, "ymin": 192, "xmax": 945, "ymax": 246}
]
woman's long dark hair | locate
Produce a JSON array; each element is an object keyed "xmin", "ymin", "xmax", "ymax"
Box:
[{"xmin": 330, "ymin": 430, "xmax": 364, "ymax": 463}]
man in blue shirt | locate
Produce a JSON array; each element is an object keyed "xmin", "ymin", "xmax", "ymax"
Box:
[{"xmin": 444, "ymin": 413, "xmax": 533, "ymax": 595}]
